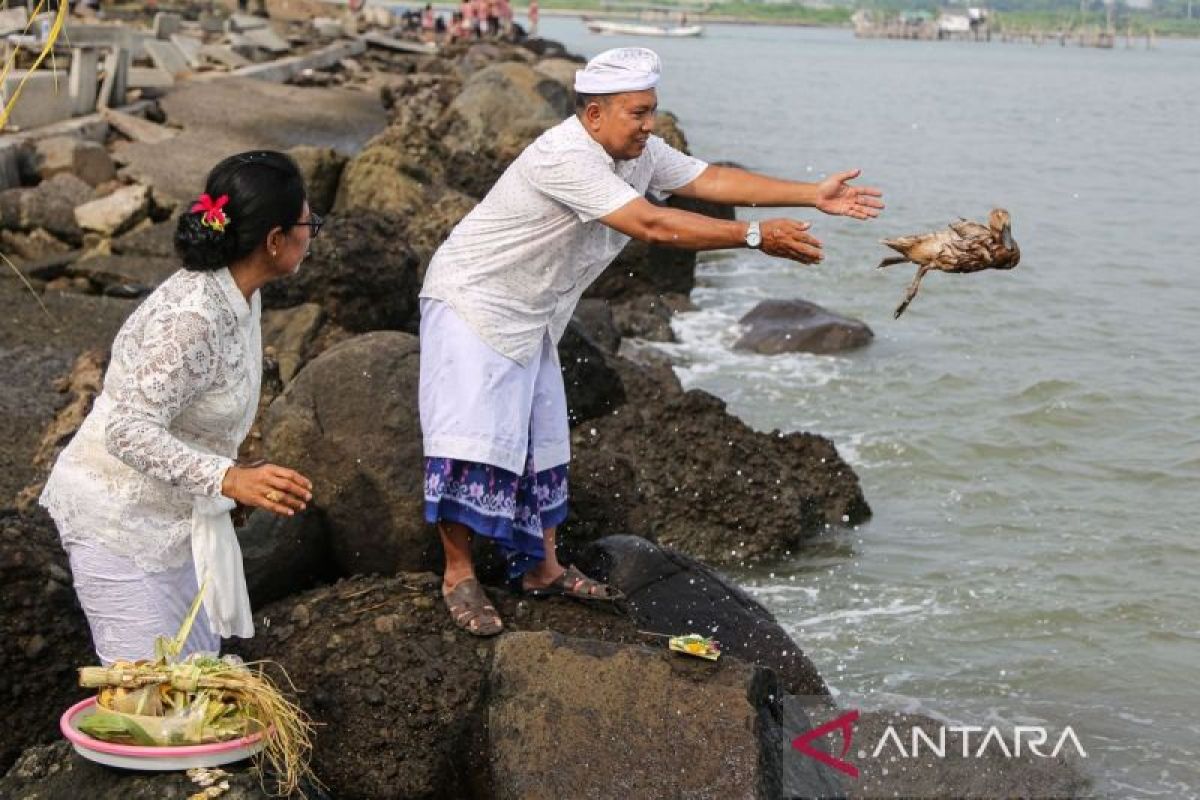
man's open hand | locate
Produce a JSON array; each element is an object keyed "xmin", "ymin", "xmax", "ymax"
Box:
[
  {"xmin": 814, "ymin": 169, "xmax": 884, "ymax": 220},
  {"xmin": 761, "ymin": 219, "xmax": 823, "ymax": 264}
]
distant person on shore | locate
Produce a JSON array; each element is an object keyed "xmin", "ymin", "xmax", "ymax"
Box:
[
  {"xmin": 527, "ymin": 0, "xmax": 538, "ymax": 36},
  {"xmin": 420, "ymin": 47, "xmax": 884, "ymax": 636},
  {"xmin": 421, "ymin": 2, "xmax": 436, "ymax": 42},
  {"xmin": 39, "ymin": 152, "xmax": 317, "ymax": 664}
]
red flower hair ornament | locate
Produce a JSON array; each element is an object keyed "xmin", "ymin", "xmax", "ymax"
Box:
[{"xmin": 191, "ymin": 193, "xmax": 231, "ymax": 233}]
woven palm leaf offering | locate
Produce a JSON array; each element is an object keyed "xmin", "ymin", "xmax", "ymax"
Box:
[
  {"xmin": 74, "ymin": 585, "xmax": 316, "ymax": 795},
  {"xmin": 640, "ymin": 631, "xmax": 723, "ymax": 661}
]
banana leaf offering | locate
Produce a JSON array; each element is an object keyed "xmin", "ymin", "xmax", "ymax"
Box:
[
  {"xmin": 667, "ymin": 634, "xmax": 722, "ymax": 661},
  {"xmin": 74, "ymin": 583, "xmax": 315, "ymax": 795}
]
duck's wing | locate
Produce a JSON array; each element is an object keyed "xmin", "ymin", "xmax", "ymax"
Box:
[
  {"xmin": 949, "ymin": 219, "xmax": 990, "ymax": 239},
  {"xmin": 883, "ymin": 228, "xmax": 957, "ymax": 262}
]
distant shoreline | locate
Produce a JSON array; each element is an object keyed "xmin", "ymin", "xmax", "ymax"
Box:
[{"xmin": 533, "ymin": 7, "xmax": 849, "ymax": 28}]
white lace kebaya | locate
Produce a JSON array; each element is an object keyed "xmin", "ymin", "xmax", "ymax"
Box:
[{"xmin": 40, "ymin": 267, "xmax": 262, "ymax": 574}]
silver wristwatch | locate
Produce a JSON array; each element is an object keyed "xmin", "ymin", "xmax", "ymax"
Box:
[{"xmin": 745, "ymin": 221, "xmax": 762, "ymax": 249}]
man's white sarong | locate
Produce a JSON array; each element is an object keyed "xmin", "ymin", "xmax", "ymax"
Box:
[{"xmin": 418, "ymin": 298, "xmax": 570, "ymax": 474}]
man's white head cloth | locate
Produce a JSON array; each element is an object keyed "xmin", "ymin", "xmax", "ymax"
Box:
[{"xmin": 574, "ymin": 47, "xmax": 661, "ymax": 95}]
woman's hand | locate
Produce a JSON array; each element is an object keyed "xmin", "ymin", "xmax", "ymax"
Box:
[
  {"xmin": 221, "ymin": 463, "xmax": 313, "ymax": 517},
  {"xmin": 761, "ymin": 219, "xmax": 823, "ymax": 264}
]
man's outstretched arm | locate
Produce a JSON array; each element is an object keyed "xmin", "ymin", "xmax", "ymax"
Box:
[
  {"xmin": 672, "ymin": 164, "xmax": 885, "ymax": 220},
  {"xmin": 601, "ymin": 197, "xmax": 824, "ymax": 264}
]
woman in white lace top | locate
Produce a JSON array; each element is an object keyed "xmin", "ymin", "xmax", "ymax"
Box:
[{"xmin": 40, "ymin": 151, "xmax": 318, "ymax": 664}]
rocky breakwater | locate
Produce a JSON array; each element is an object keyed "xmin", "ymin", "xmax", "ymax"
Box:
[{"xmin": 0, "ymin": 34, "xmax": 1088, "ymax": 799}]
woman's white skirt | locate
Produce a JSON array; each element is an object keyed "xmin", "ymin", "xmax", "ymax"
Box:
[{"xmin": 65, "ymin": 537, "xmax": 220, "ymax": 665}]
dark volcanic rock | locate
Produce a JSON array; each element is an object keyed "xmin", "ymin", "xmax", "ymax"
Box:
[
  {"xmin": 485, "ymin": 630, "xmax": 783, "ymax": 800},
  {"xmin": 0, "ymin": 280, "xmax": 136, "ymax": 508},
  {"xmin": 577, "ymin": 535, "xmax": 828, "ymax": 696},
  {"xmin": 0, "ymin": 512, "xmax": 93, "ymax": 773},
  {"xmin": 0, "ymin": 741, "xmax": 280, "ymax": 800},
  {"xmin": 735, "ymin": 298, "xmax": 874, "ymax": 356},
  {"xmin": 568, "ymin": 389, "xmax": 871, "ymax": 565},
  {"xmin": 570, "ymin": 298, "xmax": 621, "ymax": 354},
  {"xmin": 287, "ymin": 145, "xmax": 348, "ymax": 216},
  {"xmin": 237, "ymin": 508, "xmax": 336, "ymax": 609},
  {"xmin": 558, "ymin": 320, "xmax": 626, "ymax": 427},
  {"xmin": 232, "ymin": 572, "xmax": 642, "ymax": 799},
  {"xmin": 262, "ymin": 331, "xmax": 432, "ymax": 577},
  {"xmin": 260, "ymin": 212, "xmax": 421, "ymax": 334}
]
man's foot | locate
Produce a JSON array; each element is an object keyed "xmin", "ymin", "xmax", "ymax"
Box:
[
  {"xmin": 520, "ymin": 565, "xmax": 624, "ymax": 602},
  {"xmin": 442, "ymin": 577, "xmax": 504, "ymax": 637}
]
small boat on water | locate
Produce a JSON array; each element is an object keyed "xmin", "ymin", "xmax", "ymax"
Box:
[{"xmin": 584, "ymin": 17, "xmax": 705, "ymax": 37}]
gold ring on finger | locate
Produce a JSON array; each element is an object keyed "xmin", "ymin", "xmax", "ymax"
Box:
[{"xmin": 265, "ymin": 490, "xmax": 282, "ymax": 503}]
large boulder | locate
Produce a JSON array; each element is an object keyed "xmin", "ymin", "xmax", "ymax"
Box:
[
  {"xmin": 577, "ymin": 535, "xmax": 828, "ymax": 696},
  {"xmin": 262, "ymin": 332, "xmax": 432, "ymax": 577},
  {"xmin": 610, "ymin": 292, "xmax": 694, "ymax": 343},
  {"xmin": 261, "ymin": 302, "xmax": 325, "ymax": 384},
  {"xmin": 485, "ymin": 630, "xmax": 784, "ymax": 799},
  {"xmin": 0, "ymin": 512, "xmax": 94, "ymax": 773},
  {"xmin": 287, "ymin": 145, "xmax": 347, "ymax": 216},
  {"xmin": 332, "ymin": 145, "xmax": 428, "ymax": 217},
  {"xmin": 237, "ymin": 507, "xmax": 336, "ymax": 609},
  {"xmin": 735, "ymin": 298, "xmax": 874, "ymax": 356},
  {"xmin": 231, "ymin": 572, "xmax": 643, "ymax": 799},
  {"xmin": 260, "ymin": 211, "xmax": 421, "ymax": 333},
  {"xmin": 568, "ymin": 389, "xmax": 871, "ymax": 565},
  {"xmin": 570, "ymin": 298, "xmax": 620, "ymax": 354},
  {"xmin": 0, "ymin": 173, "xmax": 94, "ymax": 244},
  {"xmin": 557, "ymin": 320, "xmax": 626, "ymax": 427}
]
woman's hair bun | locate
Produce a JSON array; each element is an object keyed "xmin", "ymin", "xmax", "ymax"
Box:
[{"xmin": 174, "ymin": 150, "xmax": 307, "ymax": 273}]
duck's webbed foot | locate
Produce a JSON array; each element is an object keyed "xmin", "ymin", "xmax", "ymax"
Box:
[{"xmin": 893, "ymin": 266, "xmax": 931, "ymax": 319}]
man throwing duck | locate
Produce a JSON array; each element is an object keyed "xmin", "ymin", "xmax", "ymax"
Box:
[{"xmin": 419, "ymin": 47, "xmax": 884, "ymax": 635}]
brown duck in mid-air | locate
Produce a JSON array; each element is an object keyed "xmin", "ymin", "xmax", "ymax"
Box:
[{"xmin": 878, "ymin": 208, "xmax": 1020, "ymax": 318}]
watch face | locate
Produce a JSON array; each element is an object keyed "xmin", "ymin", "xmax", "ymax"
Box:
[{"xmin": 748, "ymin": 225, "xmax": 761, "ymax": 247}]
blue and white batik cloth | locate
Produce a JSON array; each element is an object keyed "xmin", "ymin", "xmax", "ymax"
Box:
[{"xmin": 418, "ymin": 298, "xmax": 571, "ymax": 578}]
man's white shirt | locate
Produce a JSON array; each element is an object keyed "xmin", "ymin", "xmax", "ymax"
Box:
[{"xmin": 420, "ymin": 114, "xmax": 708, "ymax": 366}]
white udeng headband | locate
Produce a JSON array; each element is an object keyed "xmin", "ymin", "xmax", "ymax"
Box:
[{"xmin": 573, "ymin": 47, "xmax": 661, "ymax": 94}]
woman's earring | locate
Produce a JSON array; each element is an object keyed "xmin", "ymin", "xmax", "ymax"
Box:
[{"xmin": 271, "ymin": 249, "xmax": 278, "ymax": 257}]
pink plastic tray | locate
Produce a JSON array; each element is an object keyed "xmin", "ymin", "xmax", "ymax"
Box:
[{"xmin": 61, "ymin": 697, "xmax": 266, "ymax": 770}]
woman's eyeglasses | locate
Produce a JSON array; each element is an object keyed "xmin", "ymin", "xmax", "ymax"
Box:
[{"xmin": 296, "ymin": 212, "xmax": 324, "ymax": 239}]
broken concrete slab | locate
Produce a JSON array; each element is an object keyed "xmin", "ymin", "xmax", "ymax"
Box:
[
  {"xmin": 0, "ymin": 72, "xmax": 75, "ymax": 130},
  {"xmin": 68, "ymin": 46, "xmax": 101, "ymax": 117},
  {"xmin": 360, "ymin": 32, "xmax": 439, "ymax": 55},
  {"xmin": 62, "ymin": 24, "xmax": 150, "ymax": 60},
  {"xmin": 101, "ymin": 108, "xmax": 177, "ymax": 145},
  {"xmin": 73, "ymin": 184, "xmax": 151, "ymax": 237},
  {"xmin": 242, "ymin": 26, "xmax": 291, "ymax": 55},
  {"xmin": 169, "ymin": 33, "xmax": 204, "ymax": 69},
  {"xmin": 33, "ymin": 136, "xmax": 115, "ymax": 187},
  {"xmin": 97, "ymin": 47, "xmax": 129, "ymax": 110},
  {"xmin": 151, "ymin": 11, "xmax": 182, "ymax": 40},
  {"xmin": 143, "ymin": 39, "xmax": 190, "ymax": 77},
  {"xmin": 127, "ymin": 67, "xmax": 174, "ymax": 90},
  {"xmin": 233, "ymin": 39, "xmax": 365, "ymax": 83},
  {"xmin": 0, "ymin": 7, "xmax": 29, "ymax": 36},
  {"xmin": 229, "ymin": 13, "xmax": 269, "ymax": 32},
  {"xmin": 115, "ymin": 77, "xmax": 386, "ymax": 204},
  {"xmin": 311, "ymin": 17, "xmax": 344, "ymax": 38},
  {"xmin": 199, "ymin": 44, "xmax": 252, "ymax": 69}
]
